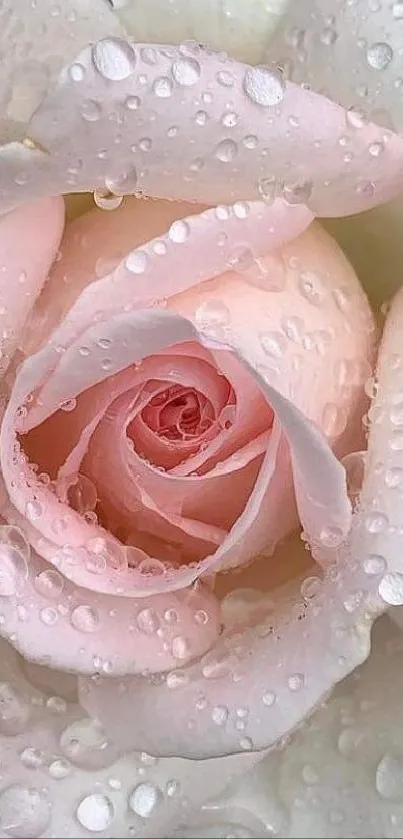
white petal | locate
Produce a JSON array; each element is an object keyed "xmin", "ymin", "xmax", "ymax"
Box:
[{"xmin": 0, "ymin": 0, "xmax": 123, "ymax": 143}]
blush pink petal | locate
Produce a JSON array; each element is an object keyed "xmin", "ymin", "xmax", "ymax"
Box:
[
  {"xmin": 0, "ymin": 41, "xmax": 402, "ymax": 216},
  {"xmin": 0, "ymin": 524, "xmax": 220, "ymax": 674},
  {"xmin": 0, "ymin": 197, "xmax": 64, "ymax": 373}
]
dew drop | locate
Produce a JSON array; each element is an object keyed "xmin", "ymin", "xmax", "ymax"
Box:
[
  {"xmin": 80, "ymin": 99, "xmax": 102, "ymax": 122},
  {"xmin": 94, "ymin": 188, "xmax": 123, "ymax": 211},
  {"xmin": 365, "ymin": 512, "xmax": 388, "ymax": 534},
  {"xmin": 71, "ymin": 605, "xmax": 100, "ymax": 633},
  {"xmin": 379, "ymin": 572, "xmax": 403, "ymax": 606},
  {"xmin": 60, "ymin": 719, "xmax": 118, "ymax": 769},
  {"xmin": 25, "ymin": 500, "xmax": 43, "ymax": 521},
  {"xmin": 212, "ymin": 705, "xmax": 229, "ymax": 726},
  {"xmin": 34, "ymin": 569, "xmax": 64, "ymax": 599},
  {"xmin": 168, "ymin": 220, "xmax": 190, "ymax": 243},
  {"xmin": 195, "ymin": 300, "xmax": 231, "ymax": 329},
  {"xmin": 125, "ymin": 250, "xmax": 149, "ymax": 274},
  {"xmin": 76, "ymin": 794, "xmax": 114, "ymax": 833},
  {"xmin": 48, "ymin": 758, "xmax": 70, "ymax": 780},
  {"xmin": 92, "ymin": 37, "xmax": 136, "ymax": 81},
  {"xmin": 153, "ymin": 76, "xmax": 173, "ymax": 98},
  {"xmin": 172, "ymin": 58, "xmax": 201, "ymax": 86},
  {"xmin": 214, "ymin": 139, "xmax": 238, "ymax": 163},
  {"xmin": 260, "ymin": 331, "xmax": 287, "ymax": 358},
  {"xmin": 243, "ymin": 65, "xmax": 285, "ymax": 107},
  {"xmin": 262, "ymin": 691, "xmax": 276, "ymax": 707},
  {"xmin": 366, "ymin": 42, "xmax": 393, "ymax": 70},
  {"xmin": 136, "ymin": 607, "xmax": 160, "ymax": 635},
  {"xmin": 288, "ymin": 673, "xmax": 305, "ymax": 691},
  {"xmin": 0, "ymin": 784, "xmax": 51, "ymax": 838},
  {"xmin": 363, "ymin": 554, "xmax": 386, "ymax": 576},
  {"xmin": 69, "ymin": 63, "xmax": 85, "ymax": 82},
  {"xmin": 128, "ymin": 783, "xmax": 162, "ymax": 818},
  {"xmin": 40, "ymin": 607, "xmax": 58, "ymax": 626}
]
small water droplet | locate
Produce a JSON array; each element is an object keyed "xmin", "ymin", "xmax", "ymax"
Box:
[
  {"xmin": 76, "ymin": 794, "xmax": 114, "ymax": 832},
  {"xmin": 379, "ymin": 572, "xmax": 403, "ymax": 605},
  {"xmin": 60, "ymin": 719, "xmax": 118, "ymax": 769},
  {"xmin": 212, "ymin": 706, "xmax": 229, "ymax": 726},
  {"xmin": 288, "ymin": 673, "xmax": 305, "ymax": 691},
  {"xmin": 136, "ymin": 608, "xmax": 160, "ymax": 635},
  {"xmin": 363, "ymin": 554, "xmax": 386, "ymax": 576},
  {"xmin": 168, "ymin": 220, "xmax": 190, "ymax": 243},
  {"xmin": 69, "ymin": 63, "xmax": 85, "ymax": 82},
  {"xmin": 48, "ymin": 758, "xmax": 70, "ymax": 779},
  {"xmin": 376, "ymin": 754, "xmax": 403, "ymax": 800},
  {"xmin": 34, "ymin": 569, "xmax": 64, "ymax": 599},
  {"xmin": 153, "ymin": 76, "xmax": 173, "ymax": 98},
  {"xmin": 172, "ymin": 636, "xmax": 189, "ymax": 660},
  {"xmin": 40, "ymin": 607, "xmax": 58, "ymax": 626},
  {"xmin": 25, "ymin": 500, "xmax": 43, "ymax": 521},
  {"xmin": 365, "ymin": 512, "xmax": 389, "ymax": 534},
  {"xmin": 262, "ymin": 691, "xmax": 276, "ymax": 707},
  {"xmin": 125, "ymin": 250, "xmax": 149, "ymax": 274},
  {"xmin": 214, "ymin": 139, "xmax": 238, "ymax": 163},
  {"xmin": 80, "ymin": 99, "xmax": 102, "ymax": 122}
]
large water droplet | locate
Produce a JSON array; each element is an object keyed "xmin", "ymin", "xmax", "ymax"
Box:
[
  {"xmin": 243, "ymin": 66, "xmax": 285, "ymax": 106},
  {"xmin": 379, "ymin": 572, "xmax": 403, "ymax": 605},
  {"xmin": 172, "ymin": 58, "xmax": 201, "ymax": 86},
  {"xmin": 58, "ymin": 473, "xmax": 97, "ymax": 515},
  {"xmin": 76, "ymin": 794, "xmax": 114, "ymax": 832},
  {"xmin": 92, "ymin": 37, "xmax": 136, "ymax": 81},
  {"xmin": 60, "ymin": 718, "xmax": 118, "ymax": 769},
  {"xmin": 128, "ymin": 782, "xmax": 162, "ymax": 818},
  {"xmin": 366, "ymin": 42, "xmax": 393, "ymax": 70},
  {"xmin": 0, "ymin": 784, "xmax": 51, "ymax": 838},
  {"xmin": 169, "ymin": 220, "xmax": 190, "ymax": 243}
]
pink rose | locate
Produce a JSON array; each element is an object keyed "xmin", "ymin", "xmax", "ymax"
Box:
[{"xmin": 1, "ymin": 38, "xmax": 403, "ymax": 761}]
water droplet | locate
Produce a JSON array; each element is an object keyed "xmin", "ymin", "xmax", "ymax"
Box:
[
  {"xmin": 80, "ymin": 99, "xmax": 102, "ymax": 122},
  {"xmin": 212, "ymin": 706, "xmax": 229, "ymax": 726},
  {"xmin": 166, "ymin": 779, "xmax": 180, "ymax": 797},
  {"xmin": 365, "ymin": 512, "xmax": 388, "ymax": 534},
  {"xmin": 298, "ymin": 271, "xmax": 324, "ymax": 305},
  {"xmin": 288, "ymin": 673, "xmax": 305, "ymax": 691},
  {"xmin": 48, "ymin": 758, "xmax": 70, "ymax": 779},
  {"xmin": 94, "ymin": 188, "xmax": 123, "ymax": 211},
  {"xmin": 25, "ymin": 500, "xmax": 43, "ymax": 521},
  {"xmin": 257, "ymin": 175, "xmax": 277, "ymax": 203},
  {"xmin": 46, "ymin": 696, "xmax": 67, "ymax": 714},
  {"xmin": 136, "ymin": 608, "xmax": 160, "ymax": 635},
  {"xmin": 0, "ymin": 683, "xmax": 30, "ymax": 735},
  {"xmin": 125, "ymin": 250, "xmax": 149, "ymax": 274},
  {"xmin": 214, "ymin": 139, "xmax": 238, "ymax": 163},
  {"xmin": 194, "ymin": 609, "xmax": 208, "ymax": 625},
  {"xmin": 379, "ymin": 572, "xmax": 403, "ymax": 605},
  {"xmin": 40, "ymin": 607, "xmax": 58, "ymax": 626},
  {"xmin": 76, "ymin": 794, "xmax": 114, "ymax": 832},
  {"xmin": 172, "ymin": 58, "xmax": 200, "ymax": 86},
  {"xmin": 168, "ymin": 220, "xmax": 190, "ymax": 243},
  {"xmin": 376, "ymin": 753, "xmax": 403, "ymax": 800},
  {"xmin": 262, "ymin": 691, "xmax": 276, "ymax": 707},
  {"xmin": 71, "ymin": 605, "xmax": 99, "ymax": 633},
  {"xmin": 125, "ymin": 94, "xmax": 141, "ymax": 110},
  {"xmin": 60, "ymin": 719, "xmax": 118, "ymax": 769},
  {"xmin": 69, "ymin": 63, "xmax": 85, "ymax": 82},
  {"xmin": 128, "ymin": 783, "xmax": 162, "ymax": 818},
  {"xmin": 58, "ymin": 473, "xmax": 97, "ymax": 515},
  {"xmin": 166, "ymin": 670, "xmax": 189, "ymax": 689},
  {"xmin": 0, "ymin": 784, "xmax": 51, "ymax": 838},
  {"xmin": 153, "ymin": 76, "xmax": 173, "ymax": 97},
  {"xmin": 319, "ymin": 526, "xmax": 345, "ymax": 548},
  {"xmin": 172, "ymin": 636, "xmax": 189, "ymax": 660},
  {"xmin": 283, "ymin": 179, "xmax": 313, "ymax": 205},
  {"xmin": 34, "ymin": 569, "xmax": 64, "ymax": 599},
  {"xmin": 20, "ymin": 747, "xmax": 44, "ymax": 769},
  {"xmin": 0, "ymin": 542, "xmax": 29, "ymax": 596},
  {"xmin": 366, "ymin": 42, "xmax": 393, "ymax": 70},
  {"xmin": 260, "ymin": 331, "xmax": 287, "ymax": 358},
  {"xmin": 243, "ymin": 65, "xmax": 285, "ymax": 106},
  {"xmin": 393, "ymin": 1, "xmax": 403, "ymax": 19},
  {"xmin": 92, "ymin": 37, "xmax": 136, "ymax": 81},
  {"xmin": 363, "ymin": 554, "xmax": 386, "ymax": 576}
]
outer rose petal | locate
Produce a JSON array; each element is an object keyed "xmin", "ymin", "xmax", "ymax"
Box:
[
  {"xmin": 0, "ymin": 0, "xmax": 123, "ymax": 144},
  {"xmin": 0, "ymin": 197, "xmax": 64, "ymax": 373},
  {"xmin": 271, "ymin": 0, "xmax": 403, "ymax": 132},
  {"xmin": 111, "ymin": 0, "xmax": 290, "ymax": 64},
  {"xmin": 0, "ymin": 635, "xmax": 261, "ymax": 839},
  {"xmin": 0, "ymin": 41, "xmax": 403, "ymax": 216}
]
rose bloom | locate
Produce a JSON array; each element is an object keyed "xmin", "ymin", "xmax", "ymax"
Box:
[{"xmin": 0, "ymin": 0, "xmax": 403, "ymax": 836}]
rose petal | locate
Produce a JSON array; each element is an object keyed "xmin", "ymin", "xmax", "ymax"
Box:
[
  {"xmin": 0, "ymin": 41, "xmax": 403, "ymax": 216},
  {"xmin": 110, "ymin": 0, "xmax": 290, "ymax": 64},
  {"xmin": 0, "ymin": 526, "xmax": 220, "ymax": 675},
  {"xmin": 0, "ymin": 0, "xmax": 123, "ymax": 143},
  {"xmin": 79, "ymin": 535, "xmax": 372, "ymax": 758},
  {"xmin": 271, "ymin": 0, "xmax": 403, "ymax": 132},
  {"xmin": 0, "ymin": 633, "xmax": 262, "ymax": 839},
  {"xmin": 0, "ymin": 197, "xmax": 64, "ymax": 374}
]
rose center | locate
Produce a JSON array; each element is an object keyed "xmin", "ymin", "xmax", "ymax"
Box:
[{"xmin": 141, "ymin": 385, "xmax": 215, "ymax": 442}]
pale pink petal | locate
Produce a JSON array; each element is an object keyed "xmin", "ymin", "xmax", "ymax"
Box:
[
  {"xmin": 0, "ymin": 41, "xmax": 402, "ymax": 216},
  {"xmin": 0, "ymin": 197, "xmax": 64, "ymax": 373},
  {"xmin": 0, "ymin": 519, "xmax": 220, "ymax": 675},
  {"xmin": 79, "ymin": 534, "xmax": 372, "ymax": 758}
]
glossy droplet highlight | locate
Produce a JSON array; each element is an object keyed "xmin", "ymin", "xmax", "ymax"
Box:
[
  {"xmin": 76, "ymin": 794, "xmax": 114, "ymax": 833},
  {"xmin": 129, "ymin": 783, "xmax": 162, "ymax": 818},
  {"xmin": 92, "ymin": 37, "xmax": 136, "ymax": 81},
  {"xmin": 379, "ymin": 573, "xmax": 403, "ymax": 606},
  {"xmin": 243, "ymin": 66, "xmax": 285, "ymax": 107}
]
